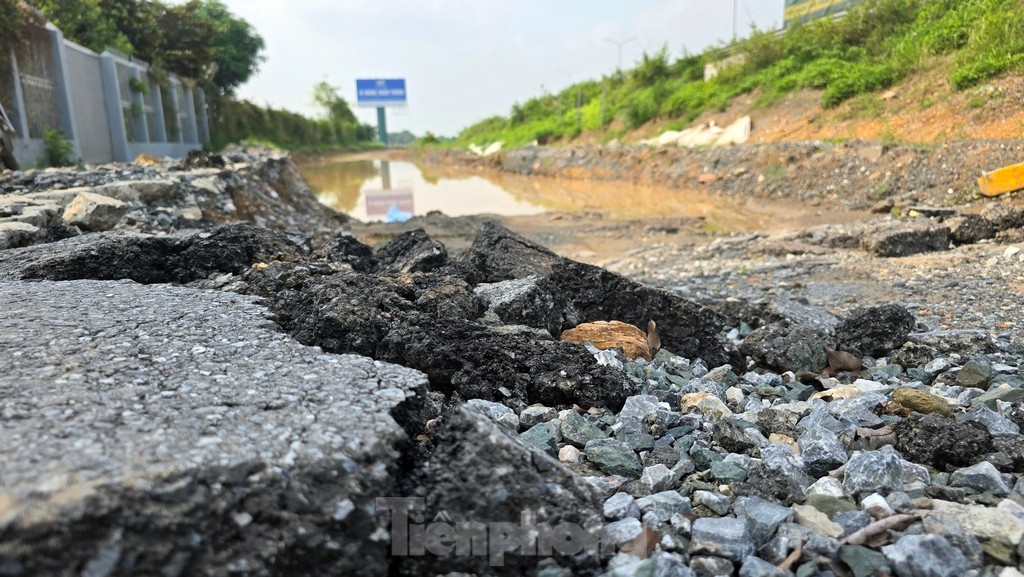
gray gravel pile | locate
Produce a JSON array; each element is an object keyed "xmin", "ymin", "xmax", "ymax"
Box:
[{"xmin": 501, "ymin": 330, "xmax": 1024, "ymax": 576}]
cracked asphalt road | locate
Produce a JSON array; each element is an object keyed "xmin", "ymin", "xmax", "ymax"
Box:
[{"xmin": 0, "ymin": 278, "xmax": 425, "ymax": 513}]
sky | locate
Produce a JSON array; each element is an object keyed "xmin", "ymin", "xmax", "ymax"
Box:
[{"xmin": 218, "ymin": 1, "xmax": 783, "ymax": 137}]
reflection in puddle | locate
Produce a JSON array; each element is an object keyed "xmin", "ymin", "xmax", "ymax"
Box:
[
  {"xmin": 302, "ymin": 159, "xmax": 545, "ymax": 221},
  {"xmin": 300, "ymin": 155, "xmax": 865, "ymax": 231}
]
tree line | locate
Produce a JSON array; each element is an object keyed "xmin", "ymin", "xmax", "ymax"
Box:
[{"xmin": 0, "ymin": 0, "xmax": 373, "ymax": 150}]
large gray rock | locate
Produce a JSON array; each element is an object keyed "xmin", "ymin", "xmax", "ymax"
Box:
[
  {"xmin": 0, "ymin": 280, "xmax": 425, "ymax": 576},
  {"xmin": 474, "ymin": 275, "xmax": 577, "ymax": 337},
  {"xmin": 741, "ymin": 322, "xmax": 831, "ymax": 373},
  {"xmin": 689, "ymin": 517, "xmax": 755, "ymax": 563},
  {"xmin": 739, "ymin": 555, "xmax": 793, "ymax": 577},
  {"xmin": 762, "ymin": 296, "xmax": 839, "ymax": 333},
  {"xmin": 907, "ymin": 330, "xmax": 996, "ymax": 356},
  {"xmin": 733, "ymin": 497, "xmax": 793, "ymax": 546},
  {"xmin": 956, "ymin": 356, "xmax": 993, "ymax": 390},
  {"xmin": 603, "ymin": 492, "xmax": 641, "ymax": 521},
  {"xmin": 635, "ymin": 491, "xmax": 691, "ymax": 523},
  {"xmin": 92, "ymin": 178, "xmax": 178, "ymax": 203},
  {"xmin": 842, "ymin": 447, "xmax": 904, "ymax": 496},
  {"xmin": 606, "ymin": 552, "xmax": 695, "ymax": 577},
  {"xmin": 467, "ymin": 398, "xmax": 520, "ymax": 430},
  {"xmin": 585, "ymin": 438, "xmax": 644, "ymax": 479},
  {"xmin": 959, "ymin": 405, "xmax": 1019, "ymax": 438},
  {"xmin": 946, "ymin": 214, "xmax": 995, "ymax": 245},
  {"xmin": 561, "ymin": 409, "xmax": 609, "ymax": 447},
  {"xmin": 736, "ymin": 444, "xmax": 813, "ymax": 505},
  {"xmin": 949, "ymin": 461, "xmax": 1010, "ymax": 496},
  {"xmin": 798, "ymin": 425, "xmax": 849, "ymax": 477},
  {"xmin": 861, "ymin": 222, "xmax": 950, "ymax": 257},
  {"xmin": 0, "ymin": 221, "xmax": 39, "ymax": 249},
  {"xmin": 981, "ymin": 202, "xmax": 1024, "ymax": 231},
  {"xmin": 881, "ymin": 534, "xmax": 971, "ymax": 577},
  {"xmin": 520, "ymin": 421, "xmax": 561, "ymax": 456},
  {"xmin": 839, "ymin": 545, "xmax": 891, "ymax": 577},
  {"xmin": 61, "ymin": 191, "xmax": 127, "ymax": 232},
  {"xmin": 894, "ymin": 414, "xmax": 994, "ymax": 471},
  {"xmin": 375, "ymin": 228, "xmax": 447, "ymax": 274},
  {"xmin": 834, "ymin": 304, "xmax": 915, "ymax": 357}
]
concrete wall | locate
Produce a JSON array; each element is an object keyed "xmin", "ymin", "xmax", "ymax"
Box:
[
  {"xmin": 2, "ymin": 22, "xmax": 209, "ymax": 169},
  {"xmin": 65, "ymin": 42, "xmax": 113, "ymax": 165}
]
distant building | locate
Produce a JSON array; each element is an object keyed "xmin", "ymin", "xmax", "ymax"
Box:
[{"xmin": 784, "ymin": 0, "xmax": 863, "ymax": 28}]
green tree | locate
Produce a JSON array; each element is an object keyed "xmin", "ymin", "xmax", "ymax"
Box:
[
  {"xmin": 155, "ymin": 0, "xmax": 216, "ymax": 80},
  {"xmin": 196, "ymin": 0, "xmax": 265, "ymax": 95},
  {"xmin": 312, "ymin": 80, "xmax": 357, "ymax": 124},
  {"xmin": 32, "ymin": 0, "xmax": 131, "ymax": 53},
  {"xmin": 99, "ymin": 0, "xmax": 162, "ymax": 62},
  {"xmin": 0, "ymin": 0, "xmax": 28, "ymax": 67}
]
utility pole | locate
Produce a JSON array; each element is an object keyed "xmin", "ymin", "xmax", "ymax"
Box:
[
  {"xmin": 604, "ymin": 37, "xmax": 637, "ymax": 72},
  {"xmin": 576, "ymin": 86, "xmax": 582, "ymax": 129},
  {"xmin": 733, "ymin": 0, "xmax": 738, "ymax": 41}
]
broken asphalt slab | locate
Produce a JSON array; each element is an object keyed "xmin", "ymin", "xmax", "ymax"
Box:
[{"xmin": 0, "ymin": 279, "xmax": 425, "ymax": 576}]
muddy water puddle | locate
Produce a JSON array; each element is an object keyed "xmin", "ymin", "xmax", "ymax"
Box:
[
  {"xmin": 301, "ymin": 158, "xmax": 543, "ymax": 221},
  {"xmin": 300, "ymin": 155, "xmax": 865, "ymax": 231}
]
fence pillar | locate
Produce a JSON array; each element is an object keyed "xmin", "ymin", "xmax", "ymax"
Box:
[
  {"xmin": 99, "ymin": 52, "xmax": 129, "ymax": 162},
  {"xmin": 129, "ymin": 65, "xmax": 149, "ymax": 143},
  {"xmin": 7, "ymin": 49, "xmax": 28, "ymax": 137},
  {"xmin": 195, "ymin": 87, "xmax": 210, "ymax": 144},
  {"xmin": 167, "ymin": 78, "xmax": 183, "ymax": 143},
  {"xmin": 150, "ymin": 82, "xmax": 167, "ymax": 143},
  {"xmin": 183, "ymin": 86, "xmax": 199, "ymax": 146},
  {"xmin": 46, "ymin": 25, "xmax": 82, "ymax": 160}
]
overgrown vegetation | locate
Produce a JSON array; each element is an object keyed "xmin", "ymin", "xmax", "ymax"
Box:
[
  {"xmin": 209, "ymin": 94, "xmax": 376, "ymax": 151},
  {"xmin": 41, "ymin": 125, "xmax": 76, "ymax": 167},
  {"xmin": 30, "ymin": 0, "xmax": 262, "ymax": 96},
  {"xmin": 458, "ymin": 0, "xmax": 1024, "ymax": 148},
  {"xmin": 18, "ymin": 0, "xmax": 375, "ymax": 150}
]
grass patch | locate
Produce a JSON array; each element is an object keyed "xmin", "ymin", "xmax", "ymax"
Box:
[{"xmin": 454, "ymin": 0, "xmax": 1024, "ymax": 148}]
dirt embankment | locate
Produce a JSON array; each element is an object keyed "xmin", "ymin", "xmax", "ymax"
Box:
[{"xmin": 415, "ymin": 138, "xmax": 1024, "ymax": 213}]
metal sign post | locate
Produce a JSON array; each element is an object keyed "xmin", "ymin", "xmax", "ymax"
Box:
[
  {"xmin": 356, "ymin": 78, "xmax": 407, "ymax": 146},
  {"xmin": 376, "ymin": 107, "xmax": 388, "ymax": 145}
]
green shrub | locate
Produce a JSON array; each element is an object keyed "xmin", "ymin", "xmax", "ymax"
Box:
[
  {"xmin": 127, "ymin": 77, "xmax": 148, "ymax": 95},
  {"xmin": 42, "ymin": 125, "xmax": 75, "ymax": 167},
  {"xmin": 949, "ymin": 1, "xmax": 1024, "ymax": 89},
  {"xmin": 631, "ymin": 47, "xmax": 671, "ymax": 85},
  {"xmin": 821, "ymin": 62, "xmax": 899, "ymax": 107},
  {"xmin": 624, "ymin": 86, "xmax": 661, "ymax": 128}
]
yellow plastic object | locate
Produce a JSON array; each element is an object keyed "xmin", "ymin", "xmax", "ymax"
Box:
[{"xmin": 978, "ymin": 161, "xmax": 1024, "ymax": 197}]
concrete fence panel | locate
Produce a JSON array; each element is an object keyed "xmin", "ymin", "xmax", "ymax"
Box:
[
  {"xmin": 15, "ymin": 24, "xmax": 61, "ymax": 140},
  {"xmin": 3, "ymin": 20, "xmax": 210, "ymax": 168},
  {"xmin": 65, "ymin": 42, "xmax": 113, "ymax": 165}
]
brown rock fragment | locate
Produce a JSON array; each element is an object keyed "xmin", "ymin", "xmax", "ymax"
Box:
[
  {"xmin": 892, "ymin": 387, "xmax": 953, "ymax": 417},
  {"xmin": 561, "ymin": 320, "xmax": 651, "ymax": 361}
]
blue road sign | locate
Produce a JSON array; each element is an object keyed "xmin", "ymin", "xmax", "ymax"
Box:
[{"xmin": 356, "ymin": 78, "xmax": 407, "ymax": 107}]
